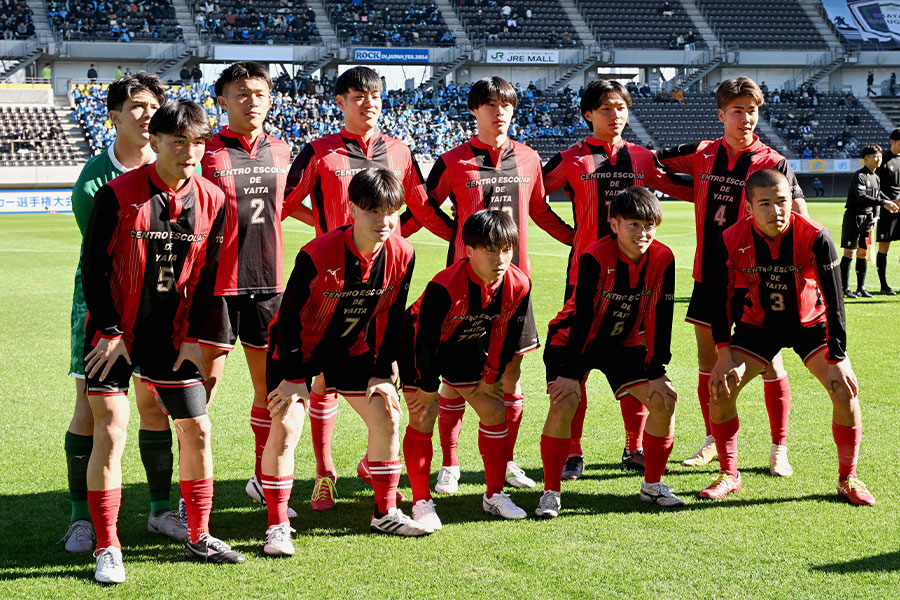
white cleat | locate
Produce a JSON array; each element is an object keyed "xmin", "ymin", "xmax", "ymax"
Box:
[
  {"xmin": 505, "ymin": 461, "xmax": 536, "ymax": 489},
  {"xmin": 246, "ymin": 475, "xmax": 298, "ymax": 518},
  {"xmin": 263, "ymin": 523, "xmax": 296, "ymax": 557},
  {"xmin": 94, "ymin": 546, "xmax": 125, "ymax": 584},
  {"xmin": 482, "ymin": 492, "xmax": 527, "ymax": 520},
  {"xmin": 682, "ymin": 435, "xmax": 718, "ymax": 467},
  {"xmin": 434, "ymin": 465, "xmax": 460, "ymax": 494},
  {"xmin": 148, "ymin": 510, "xmax": 188, "ymax": 542},
  {"xmin": 535, "ymin": 490, "xmax": 562, "ymax": 518},
  {"xmin": 769, "ymin": 444, "xmax": 794, "ymax": 477},
  {"xmin": 640, "ymin": 482, "xmax": 686, "ymax": 507},
  {"xmin": 59, "ymin": 520, "xmax": 94, "ymax": 553},
  {"xmin": 411, "ymin": 499, "xmax": 443, "ymax": 531},
  {"xmin": 370, "ymin": 507, "xmax": 433, "ymax": 536}
]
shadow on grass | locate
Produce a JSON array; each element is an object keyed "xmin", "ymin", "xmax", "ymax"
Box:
[{"xmin": 812, "ymin": 550, "xmax": 900, "ymax": 574}]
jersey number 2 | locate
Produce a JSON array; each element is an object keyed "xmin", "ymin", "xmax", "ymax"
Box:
[{"xmin": 250, "ymin": 198, "xmax": 265, "ymax": 224}]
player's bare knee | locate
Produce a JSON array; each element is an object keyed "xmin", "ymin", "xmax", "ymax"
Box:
[
  {"xmin": 369, "ymin": 406, "xmax": 399, "ymax": 439},
  {"xmin": 175, "ymin": 416, "xmax": 211, "ymax": 452},
  {"xmin": 646, "ymin": 395, "xmax": 675, "ymax": 419},
  {"xmin": 95, "ymin": 418, "xmax": 127, "ymax": 451},
  {"xmin": 828, "ymin": 385, "xmax": 853, "ymax": 407}
]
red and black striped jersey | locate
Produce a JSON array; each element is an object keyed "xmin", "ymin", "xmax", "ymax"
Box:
[
  {"xmin": 406, "ymin": 259, "xmax": 531, "ymax": 392},
  {"xmin": 201, "ymin": 127, "xmax": 291, "ymax": 295},
  {"xmin": 81, "ymin": 164, "xmax": 225, "ymax": 350},
  {"xmin": 711, "ymin": 214, "xmax": 846, "ymax": 361},
  {"xmin": 543, "ymin": 137, "xmax": 693, "ymax": 286},
  {"xmin": 547, "ymin": 236, "xmax": 675, "ymax": 380},
  {"xmin": 424, "ymin": 136, "xmax": 574, "ymax": 275},
  {"xmin": 269, "ymin": 225, "xmax": 415, "ymax": 383},
  {"xmin": 658, "ymin": 136, "xmax": 803, "ymax": 283},
  {"xmin": 282, "ymin": 128, "xmax": 438, "ymax": 239}
]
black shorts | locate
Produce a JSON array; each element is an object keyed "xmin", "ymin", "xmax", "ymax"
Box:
[
  {"xmin": 731, "ymin": 320, "xmax": 828, "ymax": 366},
  {"xmin": 544, "ymin": 343, "xmax": 649, "ymax": 398},
  {"xmin": 515, "ymin": 296, "xmax": 540, "ymax": 355},
  {"xmin": 198, "ymin": 293, "xmax": 282, "ymax": 351},
  {"xmin": 841, "ymin": 211, "xmax": 875, "ymax": 250},
  {"xmin": 266, "ymin": 348, "xmax": 377, "ymax": 398},
  {"xmin": 685, "ymin": 280, "xmax": 749, "ymax": 329},
  {"xmin": 877, "ymin": 211, "xmax": 900, "ymax": 242}
]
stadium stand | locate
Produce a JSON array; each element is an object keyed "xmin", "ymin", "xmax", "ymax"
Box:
[
  {"xmin": 578, "ymin": 1, "xmax": 705, "ymax": 50},
  {"xmin": 0, "ymin": 0, "xmax": 35, "ymax": 39},
  {"xmin": 192, "ymin": 0, "xmax": 320, "ymax": 44},
  {"xmin": 47, "ymin": 0, "xmax": 181, "ymax": 41},
  {"xmin": 0, "ymin": 105, "xmax": 78, "ymax": 166},
  {"xmin": 696, "ymin": 0, "xmax": 825, "ymax": 49},
  {"xmin": 455, "ymin": 0, "xmax": 580, "ymax": 48},
  {"xmin": 324, "ymin": 0, "xmax": 453, "ymax": 46}
]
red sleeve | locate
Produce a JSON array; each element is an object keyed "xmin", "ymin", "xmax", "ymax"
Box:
[
  {"xmin": 403, "ymin": 154, "xmax": 453, "ymax": 240},
  {"xmin": 657, "ymin": 142, "xmax": 701, "ymax": 176},
  {"xmin": 638, "ymin": 147, "xmax": 695, "ymax": 203},
  {"xmin": 282, "ymin": 143, "xmax": 318, "ymax": 218},
  {"xmin": 424, "ymin": 156, "xmax": 455, "ymax": 213},
  {"xmin": 542, "ymin": 152, "xmax": 567, "ymax": 195},
  {"xmin": 527, "ymin": 152, "xmax": 574, "ymax": 245}
]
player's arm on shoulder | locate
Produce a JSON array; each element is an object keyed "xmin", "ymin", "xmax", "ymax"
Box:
[
  {"xmin": 646, "ymin": 149, "xmax": 694, "ymax": 202},
  {"xmin": 656, "ymin": 141, "xmax": 701, "ymax": 175},
  {"xmin": 283, "ymin": 143, "xmax": 317, "ymax": 225},
  {"xmin": 529, "ymin": 163, "xmax": 575, "ymax": 245},
  {"xmin": 403, "ymin": 155, "xmax": 453, "ymax": 240}
]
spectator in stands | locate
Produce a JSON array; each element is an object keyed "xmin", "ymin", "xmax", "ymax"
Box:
[
  {"xmin": 115, "ymin": 66, "xmax": 124, "ymax": 79},
  {"xmin": 181, "ymin": 66, "xmax": 192, "ymax": 86},
  {"xmin": 771, "ymin": 88, "xmax": 780, "ymax": 103},
  {"xmin": 685, "ymin": 30, "xmax": 696, "ymax": 51},
  {"xmin": 867, "ymin": 71, "xmax": 876, "ymax": 96},
  {"xmin": 660, "ymin": 1, "xmax": 673, "ymax": 16},
  {"xmin": 668, "ymin": 31, "xmax": 678, "ymax": 49},
  {"xmin": 760, "ymin": 81, "xmax": 769, "ymax": 98},
  {"xmin": 812, "ymin": 177, "xmax": 825, "ymax": 198},
  {"xmin": 561, "ymin": 31, "xmax": 573, "ymax": 46},
  {"xmin": 672, "ymin": 88, "xmax": 684, "ymax": 104},
  {"xmin": 87, "ymin": 65, "xmax": 98, "ymax": 82},
  {"xmin": 42, "ymin": 63, "xmax": 52, "ymax": 80},
  {"xmin": 192, "ymin": 65, "xmax": 203, "ymax": 85},
  {"xmin": 891, "ymin": 73, "xmax": 897, "ymax": 97}
]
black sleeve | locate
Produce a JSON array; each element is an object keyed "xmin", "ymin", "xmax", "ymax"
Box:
[
  {"xmin": 81, "ymin": 185, "xmax": 123, "ymax": 336},
  {"xmin": 492, "ymin": 289, "xmax": 531, "ymax": 381},
  {"xmin": 373, "ymin": 253, "xmax": 416, "ymax": 379},
  {"xmin": 414, "ymin": 282, "xmax": 452, "ymax": 392},
  {"xmin": 273, "ymin": 251, "xmax": 316, "ymax": 382},
  {"xmin": 812, "ymin": 230, "xmax": 847, "ymax": 362},
  {"xmin": 558, "ymin": 253, "xmax": 601, "ymax": 379},
  {"xmin": 776, "ymin": 158, "xmax": 805, "ymax": 201},
  {"xmin": 709, "ymin": 238, "xmax": 733, "ymax": 347},
  {"xmin": 284, "ymin": 142, "xmax": 315, "ymax": 201},
  {"xmin": 646, "ymin": 260, "xmax": 675, "ymax": 379},
  {"xmin": 850, "ymin": 172, "xmax": 884, "ymax": 209},
  {"xmin": 186, "ymin": 204, "xmax": 225, "ymax": 339}
]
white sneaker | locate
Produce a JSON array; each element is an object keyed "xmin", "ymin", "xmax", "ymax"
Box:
[
  {"xmin": 682, "ymin": 435, "xmax": 718, "ymax": 467},
  {"xmin": 535, "ymin": 490, "xmax": 561, "ymax": 518},
  {"xmin": 246, "ymin": 475, "xmax": 298, "ymax": 518},
  {"xmin": 370, "ymin": 507, "xmax": 433, "ymax": 536},
  {"xmin": 411, "ymin": 499, "xmax": 443, "ymax": 531},
  {"xmin": 59, "ymin": 520, "xmax": 94, "ymax": 553},
  {"xmin": 505, "ymin": 461, "xmax": 536, "ymax": 488},
  {"xmin": 148, "ymin": 510, "xmax": 188, "ymax": 542},
  {"xmin": 94, "ymin": 546, "xmax": 125, "ymax": 584},
  {"xmin": 434, "ymin": 465, "xmax": 460, "ymax": 494},
  {"xmin": 769, "ymin": 444, "xmax": 794, "ymax": 477},
  {"xmin": 263, "ymin": 523, "xmax": 296, "ymax": 557},
  {"xmin": 482, "ymin": 491, "xmax": 527, "ymax": 520},
  {"xmin": 640, "ymin": 481, "xmax": 686, "ymax": 507}
]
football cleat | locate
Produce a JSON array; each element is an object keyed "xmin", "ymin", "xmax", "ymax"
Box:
[
  {"xmin": 59, "ymin": 520, "xmax": 94, "ymax": 554},
  {"xmin": 263, "ymin": 523, "xmax": 296, "ymax": 557},
  {"xmin": 699, "ymin": 472, "xmax": 742, "ymax": 500},
  {"xmin": 357, "ymin": 458, "xmax": 406, "ymax": 502},
  {"xmin": 94, "ymin": 546, "xmax": 125, "ymax": 584},
  {"xmin": 640, "ymin": 482, "xmax": 685, "ymax": 507},
  {"xmin": 682, "ymin": 435, "xmax": 718, "ymax": 467},
  {"xmin": 184, "ymin": 534, "xmax": 245, "ymax": 564},
  {"xmin": 534, "ymin": 490, "xmax": 562, "ymax": 518},
  {"xmin": 411, "ymin": 499, "xmax": 443, "ymax": 531},
  {"xmin": 879, "ymin": 287, "xmax": 897, "ymax": 296},
  {"xmin": 246, "ymin": 475, "xmax": 298, "ymax": 518},
  {"xmin": 482, "ymin": 492, "xmax": 527, "ymax": 520},
  {"xmin": 769, "ymin": 444, "xmax": 793, "ymax": 478},
  {"xmin": 856, "ymin": 288, "xmax": 874, "ymax": 298},
  {"xmin": 621, "ymin": 449, "xmax": 646, "ymax": 472},
  {"xmin": 310, "ymin": 475, "xmax": 337, "ymax": 511},
  {"xmin": 434, "ymin": 465, "xmax": 460, "ymax": 494},
  {"xmin": 148, "ymin": 510, "xmax": 188, "ymax": 542},
  {"xmin": 505, "ymin": 461, "xmax": 536, "ymax": 488},
  {"xmin": 843, "ymin": 289, "xmax": 858, "ymax": 299},
  {"xmin": 561, "ymin": 455, "xmax": 585, "ymax": 480},
  {"xmin": 370, "ymin": 507, "xmax": 432, "ymax": 536},
  {"xmin": 837, "ymin": 477, "xmax": 876, "ymax": 506}
]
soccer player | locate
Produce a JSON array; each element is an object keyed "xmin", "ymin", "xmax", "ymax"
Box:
[
  {"xmin": 61, "ymin": 72, "xmax": 187, "ymax": 555},
  {"xmin": 260, "ymin": 168, "xmax": 427, "ymax": 556},
  {"xmin": 198, "ymin": 62, "xmax": 296, "ymax": 516},
  {"xmin": 413, "ymin": 76, "xmax": 574, "ymax": 494},
  {"xmin": 840, "ymin": 145, "xmax": 900, "ymax": 297},
  {"xmin": 875, "ymin": 129, "xmax": 900, "ymax": 294},
  {"xmin": 658, "ymin": 77, "xmax": 807, "ymax": 476},
  {"xmin": 81, "ymin": 100, "xmax": 244, "ymax": 583},
  {"xmin": 705, "ymin": 168, "xmax": 875, "ymax": 506},
  {"xmin": 400, "ymin": 210, "xmax": 532, "ymax": 527},
  {"xmin": 282, "ymin": 66, "xmax": 443, "ymax": 511},
  {"xmin": 537, "ymin": 187, "xmax": 682, "ymax": 518},
  {"xmin": 542, "ymin": 79, "xmax": 693, "ymax": 479}
]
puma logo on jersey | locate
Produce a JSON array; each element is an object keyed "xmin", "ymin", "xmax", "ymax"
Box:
[
  {"xmin": 130, "ymin": 203, "xmax": 144, "ymax": 210},
  {"xmin": 703, "ymin": 152, "xmax": 715, "ymax": 159},
  {"xmin": 607, "ymin": 268, "xmax": 616, "ymax": 274},
  {"xmin": 737, "ymin": 246, "xmax": 751, "ymax": 254},
  {"xmin": 326, "ymin": 267, "xmax": 341, "ymax": 276}
]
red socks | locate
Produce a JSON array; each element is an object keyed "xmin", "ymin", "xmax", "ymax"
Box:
[
  {"xmin": 180, "ymin": 477, "xmax": 213, "ymax": 543},
  {"xmin": 309, "ymin": 391, "xmax": 338, "ymax": 478},
  {"xmin": 698, "ymin": 370, "xmax": 712, "ymax": 436},
  {"xmin": 642, "ymin": 432, "xmax": 674, "ymax": 484},
  {"xmin": 260, "ymin": 474, "xmax": 293, "ymax": 527},
  {"xmin": 368, "ymin": 460, "xmax": 402, "ymax": 514},
  {"xmin": 503, "ymin": 393, "xmax": 524, "ymax": 463},
  {"xmin": 620, "ymin": 394, "xmax": 648, "ymax": 453},
  {"xmin": 87, "ymin": 488, "xmax": 121, "ymax": 550},
  {"xmin": 832, "ymin": 422, "xmax": 861, "ymax": 481},
  {"xmin": 478, "ymin": 422, "xmax": 508, "ymax": 497},
  {"xmin": 568, "ymin": 380, "xmax": 587, "ymax": 457},
  {"xmin": 249, "ymin": 405, "xmax": 271, "ymax": 482},
  {"xmin": 710, "ymin": 416, "xmax": 740, "ymax": 477},
  {"xmin": 763, "ymin": 375, "xmax": 791, "ymax": 446},
  {"xmin": 540, "ymin": 435, "xmax": 570, "ymax": 493},
  {"xmin": 437, "ymin": 396, "xmax": 465, "ymax": 467},
  {"xmin": 403, "ymin": 426, "xmax": 433, "ymax": 503}
]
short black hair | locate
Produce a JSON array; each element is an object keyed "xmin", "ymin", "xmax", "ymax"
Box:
[
  {"xmin": 609, "ymin": 187, "xmax": 662, "ymax": 225},
  {"xmin": 335, "ymin": 66, "xmax": 382, "ymax": 96},
  {"xmin": 107, "ymin": 71, "xmax": 166, "ymax": 112},
  {"xmin": 462, "ymin": 209, "xmax": 519, "ymax": 250},
  {"xmin": 580, "ymin": 79, "xmax": 631, "ymax": 125},
  {"xmin": 214, "ymin": 61, "xmax": 273, "ymax": 97},
  {"xmin": 745, "ymin": 168, "xmax": 789, "ymax": 202},
  {"xmin": 467, "ymin": 76, "xmax": 517, "ymax": 110},
  {"xmin": 148, "ymin": 100, "xmax": 213, "ymax": 140},
  {"xmin": 890, "ymin": 128, "xmax": 900, "ymax": 142},
  {"xmin": 348, "ymin": 168, "xmax": 404, "ymax": 213},
  {"xmin": 862, "ymin": 144, "xmax": 883, "ymax": 159}
]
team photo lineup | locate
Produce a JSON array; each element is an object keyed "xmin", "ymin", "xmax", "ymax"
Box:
[{"xmin": 47, "ymin": 54, "xmax": 898, "ymax": 588}]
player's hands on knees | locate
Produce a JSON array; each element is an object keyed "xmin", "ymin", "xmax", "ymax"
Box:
[
  {"xmin": 367, "ymin": 377, "xmax": 401, "ymax": 414},
  {"xmin": 85, "ymin": 336, "xmax": 131, "ymax": 381},
  {"xmin": 709, "ymin": 351, "xmax": 740, "ymax": 402},
  {"xmin": 474, "ymin": 378, "xmax": 503, "ymax": 404},
  {"xmin": 174, "ymin": 341, "xmax": 206, "ymax": 379},
  {"xmin": 827, "ymin": 359, "xmax": 859, "ymax": 400},
  {"xmin": 267, "ymin": 380, "xmax": 308, "ymax": 417},
  {"xmin": 884, "ymin": 200, "xmax": 900, "ymax": 214},
  {"xmin": 406, "ymin": 388, "xmax": 439, "ymax": 422},
  {"xmin": 547, "ymin": 376, "xmax": 581, "ymax": 405},
  {"xmin": 648, "ymin": 376, "xmax": 678, "ymax": 410}
]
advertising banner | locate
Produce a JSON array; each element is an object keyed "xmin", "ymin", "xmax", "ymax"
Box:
[
  {"xmin": 823, "ymin": 0, "xmax": 900, "ymax": 47},
  {"xmin": 485, "ymin": 49, "xmax": 559, "ymax": 64},
  {"xmin": 0, "ymin": 189, "xmax": 72, "ymax": 214},
  {"xmin": 353, "ymin": 48, "xmax": 429, "ymax": 63}
]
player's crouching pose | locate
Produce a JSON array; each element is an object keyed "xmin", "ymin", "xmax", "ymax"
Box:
[
  {"xmin": 400, "ymin": 210, "xmax": 533, "ymax": 527},
  {"xmin": 81, "ymin": 100, "xmax": 243, "ymax": 584},
  {"xmin": 538, "ymin": 187, "xmax": 682, "ymax": 518},
  {"xmin": 706, "ymin": 169, "xmax": 875, "ymax": 506},
  {"xmin": 261, "ymin": 168, "xmax": 427, "ymax": 557}
]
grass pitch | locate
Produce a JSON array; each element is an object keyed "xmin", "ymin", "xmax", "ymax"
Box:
[{"xmin": 1, "ymin": 200, "xmax": 898, "ymax": 599}]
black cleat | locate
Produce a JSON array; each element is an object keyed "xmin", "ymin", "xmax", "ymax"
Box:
[
  {"xmin": 185, "ymin": 534, "xmax": 245, "ymax": 564},
  {"xmin": 880, "ymin": 288, "xmax": 897, "ymax": 296},
  {"xmin": 843, "ymin": 289, "xmax": 858, "ymax": 299},
  {"xmin": 622, "ymin": 449, "xmax": 646, "ymax": 472},
  {"xmin": 561, "ymin": 455, "xmax": 585, "ymax": 480},
  {"xmin": 856, "ymin": 288, "xmax": 874, "ymax": 298}
]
